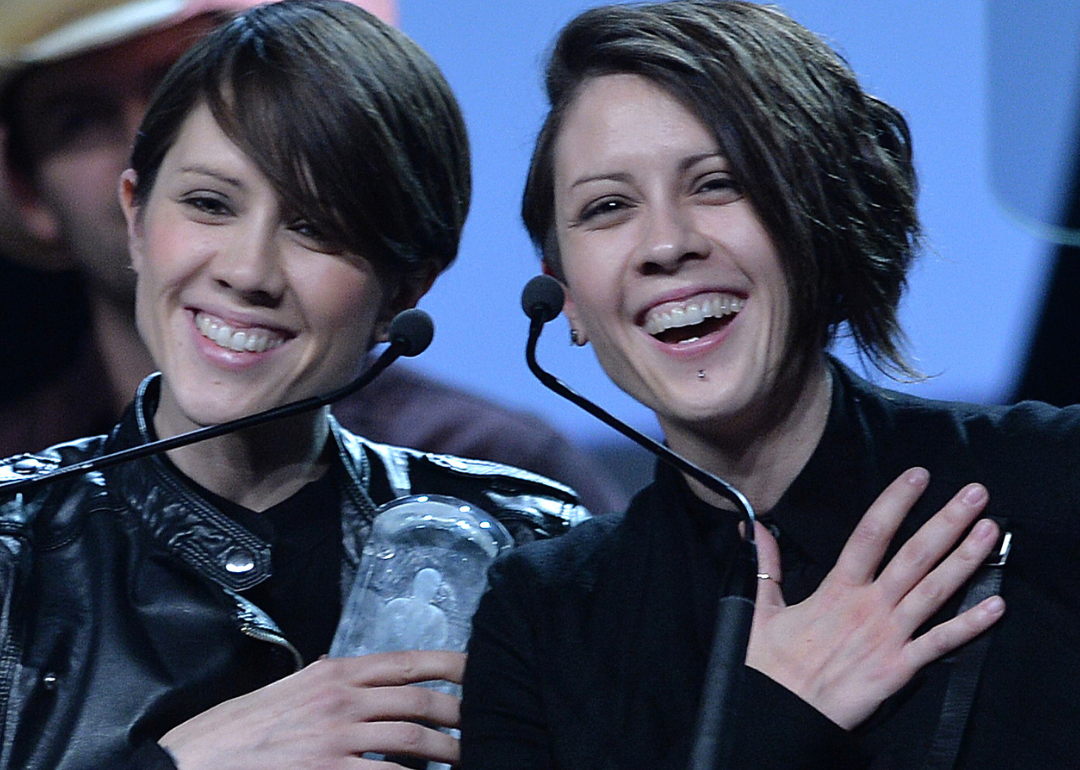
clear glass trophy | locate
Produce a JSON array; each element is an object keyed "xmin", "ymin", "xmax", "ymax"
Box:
[{"xmin": 330, "ymin": 494, "xmax": 513, "ymax": 769}]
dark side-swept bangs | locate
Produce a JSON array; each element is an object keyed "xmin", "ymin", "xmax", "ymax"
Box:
[{"xmin": 130, "ymin": 0, "xmax": 470, "ymax": 280}]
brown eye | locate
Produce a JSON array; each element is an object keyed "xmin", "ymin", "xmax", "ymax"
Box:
[
  {"xmin": 580, "ymin": 197, "xmax": 630, "ymax": 222},
  {"xmin": 696, "ymin": 174, "xmax": 743, "ymax": 203},
  {"xmin": 181, "ymin": 194, "xmax": 232, "ymax": 218},
  {"xmin": 287, "ymin": 218, "xmax": 343, "ymax": 254}
]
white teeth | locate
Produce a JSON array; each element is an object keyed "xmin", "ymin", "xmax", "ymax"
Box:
[
  {"xmin": 195, "ymin": 312, "xmax": 286, "ymax": 353},
  {"xmin": 643, "ymin": 294, "xmax": 745, "ymax": 336}
]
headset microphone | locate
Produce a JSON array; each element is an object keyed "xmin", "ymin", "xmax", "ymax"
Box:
[
  {"xmin": 0, "ymin": 308, "xmax": 434, "ymax": 495},
  {"xmin": 521, "ymin": 274, "xmax": 756, "ymax": 770}
]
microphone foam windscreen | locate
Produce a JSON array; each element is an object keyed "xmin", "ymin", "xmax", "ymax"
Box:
[
  {"xmin": 521, "ymin": 275, "xmax": 565, "ymax": 323},
  {"xmin": 389, "ymin": 308, "xmax": 434, "ymax": 357}
]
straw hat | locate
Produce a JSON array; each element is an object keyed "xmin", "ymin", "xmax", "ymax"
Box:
[{"xmin": 0, "ymin": 0, "xmax": 397, "ymax": 67}]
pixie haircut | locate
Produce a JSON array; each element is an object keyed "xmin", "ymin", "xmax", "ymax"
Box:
[
  {"xmin": 523, "ymin": 0, "xmax": 920, "ymax": 377},
  {"xmin": 129, "ymin": 0, "xmax": 470, "ymax": 281}
]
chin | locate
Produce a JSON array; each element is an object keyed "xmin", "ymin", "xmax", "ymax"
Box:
[
  {"xmin": 654, "ymin": 383, "xmax": 762, "ymax": 432},
  {"xmin": 180, "ymin": 401, "xmax": 259, "ymax": 429},
  {"xmin": 165, "ymin": 379, "xmax": 271, "ymax": 428}
]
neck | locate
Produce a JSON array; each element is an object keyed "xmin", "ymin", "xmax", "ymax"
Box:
[
  {"xmin": 162, "ymin": 408, "xmax": 333, "ymax": 512},
  {"xmin": 88, "ymin": 290, "xmax": 154, "ymax": 416},
  {"xmin": 663, "ymin": 355, "xmax": 834, "ymax": 515}
]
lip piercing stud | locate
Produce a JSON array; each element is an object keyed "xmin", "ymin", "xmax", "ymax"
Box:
[{"xmin": 697, "ymin": 370, "xmax": 706, "ymax": 379}]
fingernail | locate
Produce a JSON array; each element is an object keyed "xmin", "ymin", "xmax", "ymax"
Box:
[
  {"xmin": 962, "ymin": 484, "xmax": 987, "ymax": 505},
  {"xmin": 972, "ymin": 518, "xmax": 996, "ymax": 539},
  {"xmin": 906, "ymin": 467, "xmax": 929, "ymax": 486},
  {"xmin": 983, "ymin": 596, "xmax": 1005, "ymax": 617}
]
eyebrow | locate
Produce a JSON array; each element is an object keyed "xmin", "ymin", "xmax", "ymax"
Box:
[
  {"xmin": 568, "ymin": 152, "xmax": 728, "ymax": 189},
  {"xmin": 570, "ymin": 171, "xmax": 632, "ymax": 190},
  {"xmin": 177, "ymin": 165, "xmax": 244, "ymax": 189},
  {"xmin": 682, "ymin": 152, "xmax": 727, "ymax": 171}
]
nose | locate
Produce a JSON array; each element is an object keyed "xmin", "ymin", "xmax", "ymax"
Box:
[
  {"xmin": 635, "ymin": 201, "xmax": 711, "ymax": 275},
  {"xmin": 211, "ymin": 225, "xmax": 287, "ymax": 307}
]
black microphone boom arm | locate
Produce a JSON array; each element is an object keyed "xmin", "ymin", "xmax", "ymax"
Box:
[
  {"xmin": 521, "ymin": 275, "xmax": 754, "ymax": 520},
  {"xmin": 0, "ymin": 308, "xmax": 434, "ymax": 495},
  {"xmin": 520, "ymin": 274, "xmax": 757, "ymax": 770}
]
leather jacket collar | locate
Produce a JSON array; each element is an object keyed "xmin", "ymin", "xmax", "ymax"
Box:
[{"xmin": 100, "ymin": 374, "xmax": 382, "ymax": 592}]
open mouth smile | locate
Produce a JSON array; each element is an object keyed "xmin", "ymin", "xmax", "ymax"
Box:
[
  {"xmin": 195, "ymin": 311, "xmax": 288, "ymax": 353},
  {"xmin": 642, "ymin": 293, "xmax": 745, "ymax": 344}
]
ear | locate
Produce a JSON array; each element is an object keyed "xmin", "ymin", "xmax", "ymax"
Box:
[
  {"xmin": 372, "ymin": 263, "xmax": 439, "ymax": 343},
  {"xmin": 541, "ymin": 261, "xmax": 587, "ymax": 344},
  {"xmin": 117, "ymin": 169, "xmax": 146, "ymax": 274},
  {"xmin": 394, "ymin": 263, "xmax": 440, "ymax": 313}
]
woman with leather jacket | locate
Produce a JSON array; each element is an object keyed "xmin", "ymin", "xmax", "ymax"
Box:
[{"xmin": 0, "ymin": 3, "xmax": 585, "ymax": 768}]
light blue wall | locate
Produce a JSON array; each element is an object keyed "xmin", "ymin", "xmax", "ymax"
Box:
[{"xmin": 397, "ymin": 0, "xmax": 1073, "ymax": 445}]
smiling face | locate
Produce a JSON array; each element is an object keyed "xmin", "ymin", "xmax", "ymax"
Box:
[
  {"xmin": 120, "ymin": 103, "xmax": 390, "ymax": 439},
  {"xmin": 553, "ymin": 73, "xmax": 815, "ymax": 449}
]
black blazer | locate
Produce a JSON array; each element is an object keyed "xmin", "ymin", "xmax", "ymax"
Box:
[{"xmin": 462, "ymin": 360, "xmax": 1080, "ymax": 769}]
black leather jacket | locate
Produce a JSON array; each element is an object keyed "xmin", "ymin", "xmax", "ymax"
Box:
[{"xmin": 0, "ymin": 376, "xmax": 587, "ymax": 770}]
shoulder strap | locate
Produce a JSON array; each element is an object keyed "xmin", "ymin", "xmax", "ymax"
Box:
[{"xmin": 922, "ymin": 524, "xmax": 1011, "ymax": 770}]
